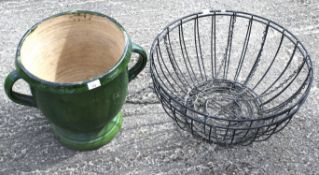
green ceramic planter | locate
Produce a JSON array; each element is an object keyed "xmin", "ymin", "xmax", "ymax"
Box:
[{"xmin": 4, "ymin": 11, "xmax": 147, "ymax": 150}]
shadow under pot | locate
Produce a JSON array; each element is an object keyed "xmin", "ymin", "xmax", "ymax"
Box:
[{"xmin": 4, "ymin": 11, "xmax": 147, "ymax": 150}]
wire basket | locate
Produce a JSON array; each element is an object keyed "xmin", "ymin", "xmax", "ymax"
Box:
[{"xmin": 150, "ymin": 10, "xmax": 313, "ymax": 146}]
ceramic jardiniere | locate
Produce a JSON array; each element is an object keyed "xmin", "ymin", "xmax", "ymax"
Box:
[{"xmin": 4, "ymin": 11, "xmax": 147, "ymax": 150}]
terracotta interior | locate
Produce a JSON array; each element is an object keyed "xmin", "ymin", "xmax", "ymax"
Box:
[{"xmin": 20, "ymin": 13, "xmax": 125, "ymax": 83}]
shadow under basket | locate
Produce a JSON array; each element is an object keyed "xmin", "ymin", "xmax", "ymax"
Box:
[{"xmin": 150, "ymin": 10, "xmax": 313, "ymax": 146}]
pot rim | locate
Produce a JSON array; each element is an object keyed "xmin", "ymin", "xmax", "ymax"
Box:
[{"xmin": 15, "ymin": 10, "xmax": 130, "ymax": 92}]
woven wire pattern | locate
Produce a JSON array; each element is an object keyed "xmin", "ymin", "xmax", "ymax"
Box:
[{"xmin": 150, "ymin": 10, "xmax": 313, "ymax": 146}]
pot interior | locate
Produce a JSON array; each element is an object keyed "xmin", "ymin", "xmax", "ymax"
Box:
[{"xmin": 20, "ymin": 13, "xmax": 125, "ymax": 83}]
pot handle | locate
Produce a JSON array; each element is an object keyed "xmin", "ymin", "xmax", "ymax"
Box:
[
  {"xmin": 4, "ymin": 70, "xmax": 37, "ymax": 107},
  {"xmin": 129, "ymin": 43, "xmax": 147, "ymax": 82}
]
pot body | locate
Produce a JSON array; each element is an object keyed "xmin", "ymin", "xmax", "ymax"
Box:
[{"xmin": 32, "ymin": 70, "xmax": 127, "ymax": 133}]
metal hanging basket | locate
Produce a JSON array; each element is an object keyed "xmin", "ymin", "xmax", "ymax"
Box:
[{"xmin": 150, "ymin": 10, "xmax": 313, "ymax": 146}]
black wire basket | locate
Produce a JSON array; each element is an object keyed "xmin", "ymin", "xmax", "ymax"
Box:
[{"xmin": 150, "ymin": 10, "xmax": 313, "ymax": 146}]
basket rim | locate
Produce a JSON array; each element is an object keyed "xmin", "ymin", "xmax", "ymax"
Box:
[{"xmin": 150, "ymin": 10, "xmax": 314, "ymax": 123}]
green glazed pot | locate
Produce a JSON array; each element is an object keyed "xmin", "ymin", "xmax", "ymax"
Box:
[{"xmin": 4, "ymin": 11, "xmax": 147, "ymax": 150}]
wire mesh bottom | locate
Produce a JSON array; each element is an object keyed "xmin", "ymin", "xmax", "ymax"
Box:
[{"xmin": 184, "ymin": 79, "xmax": 262, "ymax": 121}]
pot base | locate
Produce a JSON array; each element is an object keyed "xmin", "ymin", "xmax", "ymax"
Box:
[{"xmin": 53, "ymin": 112, "xmax": 123, "ymax": 150}]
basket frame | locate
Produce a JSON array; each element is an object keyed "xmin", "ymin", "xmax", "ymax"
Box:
[{"xmin": 150, "ymin": 10, "xmax": 313, "ymax": 145}]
